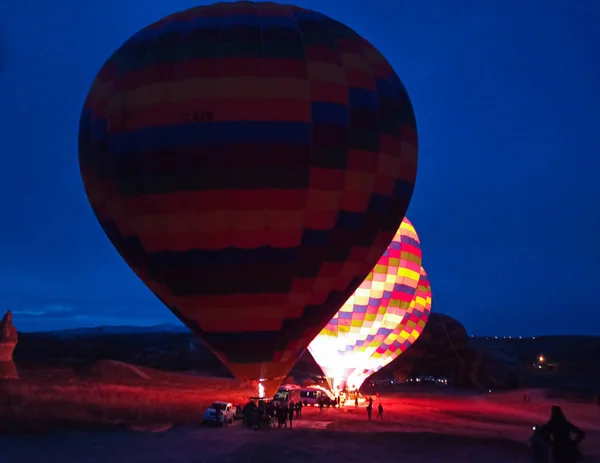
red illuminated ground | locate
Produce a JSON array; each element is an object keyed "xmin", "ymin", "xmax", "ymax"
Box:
[{"xmin": 1, "ymin": 380, "xmax": 598, "ymax": 462}]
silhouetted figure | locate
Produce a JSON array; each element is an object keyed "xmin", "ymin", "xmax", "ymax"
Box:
[
  {"xmin": 368, "ymin": 396, "xmax": 373, "ymax": 408},
  {"xmin": 544, "ymin": 405, "xmax": 585, "ymax": 463},
  {"xmin": 377, "ymin": 403, "xmax": 383, "ymax": 419},
  {"xmin": 277, "ymin": 405, "xmax": 287, "ymax": 428},
  {"xmin": 354, "ymin": 397, "xmax": 359, "ymax": 410},
  {"xmin": 296, "ymin": 401, "xmax": 302, "ymax": 419},
  {"xmin": 318, "ymin": 397, "xmax": 324, "ymax": 414},
  {"xmin": 288, "ymin": 403, "xmax": 294, "ymax": 428},
  {"xmin": 242, "ymin": 402, "xmax": 251, "ymax": 426},
  {"xmin": 336, "ymin": 396, "xmax": 341, "ymax": 407},
  {"xmin": 251, "ymin": 406, "xmax": 260, "ymax": 430},
  {"xmin": 366, "ymin": 403, "xmax": 372, "ymax": 421},
  {"xmin": 529, "ymin": 424, "xmax": 551, "ymax": 463}
]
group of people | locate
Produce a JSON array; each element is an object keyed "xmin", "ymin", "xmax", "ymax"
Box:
[
  {"xmin": 530, "ymin": 406, "xmax": 586, "ymax": 463},
  {"xmin": 364, "ymin": 396, "xmax": 383, "ymax": 421},
  {"xmin": 242, "ymin": 399, "xmax": 303, "ymax": 430}
]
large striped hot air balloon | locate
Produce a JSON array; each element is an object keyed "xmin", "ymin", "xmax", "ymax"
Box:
[
  {"xmin": 78, "ymin": 1, "xmax": 418, "ymax": 396},
  {"xmin": 308, "ymin": 218, "xmax": 422, "ymax": 390},
  {"xmin": 345, "ymin": 266, "xmax": 431, "ymax": 389}
]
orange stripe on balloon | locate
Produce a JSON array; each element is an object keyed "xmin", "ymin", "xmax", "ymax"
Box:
[
  {"xmin": 113, "ymin": 77, "xmax": 311, "ymax": 112},
  {"xmin": 110, "ymin": 189, "xmax": 309, "ymax": 216},
  {"xmin": 309, "ymin": 167, "xmax": 346, "ymax": 190},
  {"xmin": 118, "ymin": 209, "xmax": 308, "ymax": 237},
  {"xmin": 303, "ymin": 209, "xmax": 338, "ymax": 230},
  {"xmin": 344, "ymin": 69, "xmax": 376, "ymax": 90},
  {"xmin": 218, "ymin": 98, "xmax": 312, "ymax": 122},
  {"xmin": 339, "ymin": 191, "xmax": 370, "ymax": 212},
  {"xmin": 136, "ymin": 228, "xmax": 303, "ymax": 252},
  {"xmin": 309, "ymin": 81, "xmax": 349, "ymax": 104}
]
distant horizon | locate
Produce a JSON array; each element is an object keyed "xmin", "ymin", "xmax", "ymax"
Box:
[{"xmin": 11, "ymin": 318, "xmax": 599, "ymax": 339}]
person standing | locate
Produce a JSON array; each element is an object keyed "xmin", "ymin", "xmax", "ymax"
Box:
[
  {"xmin": 277, "ymin": 405, "xmax": 287, "ymax": 428},
  {"xmin": 288, "ymin": 402, "xmax": 294, "ymax": 429},
  {"xmin": 377, "ymin": 403, "xmax": 384, "ymax": 419},
  {"xmin": 366, "ymin": 403, "xmax": 372, "ymax": 421},
  {"xmin": 545, "ymin": 405, "xmax": 585, "ymax": 463}
]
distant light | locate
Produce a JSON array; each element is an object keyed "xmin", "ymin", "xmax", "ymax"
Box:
[{"xmin": 258, "ymin": 383, "xmax": 265, "ymax": 399}]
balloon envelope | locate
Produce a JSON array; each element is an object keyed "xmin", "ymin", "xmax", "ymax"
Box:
[
  {"xmin": 308, "ymin": 219, "xmax": 422, "ymax": 390},
  {"xmin": 346, "ymin": 266, "xmax": 432, "ymax": 388},
  {"xmin": 78, "ymin": 1, "xmax": 418, "ymax": 395}
]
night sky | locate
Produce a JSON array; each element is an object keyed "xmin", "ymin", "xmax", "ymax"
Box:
[{"xmin": 1, "ymin": 0, "xmax": 599, "ymax": 335}]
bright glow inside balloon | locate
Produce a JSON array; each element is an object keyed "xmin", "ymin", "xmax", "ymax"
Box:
[
  {"xmin": 308, "ymin": 218, "xmax": 423, "ymax": 390},
  {"xmin": 346, "ymin": 267, "xmax": 432, "ymax": 388}
]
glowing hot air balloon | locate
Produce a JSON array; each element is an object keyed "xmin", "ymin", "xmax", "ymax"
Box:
[
  {"xmin": 308, "ymin": 219, "xmax": 422, "ymax": 391},
  {"xmin": 345, "ymin": 266, "xmax": 432, "ymax": 389},
  {"xmin": 78, "ymin": 1, "xmax": 418, "ymax": 397}
]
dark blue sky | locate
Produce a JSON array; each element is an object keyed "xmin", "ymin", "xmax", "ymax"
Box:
[{"xmin": 1, "ymin": 1, "xmax": 599, "ymax": 335}]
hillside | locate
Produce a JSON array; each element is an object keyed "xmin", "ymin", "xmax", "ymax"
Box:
[{"xmin": 12, "ymin": 326, "xmax": 600, "ymax": 388}]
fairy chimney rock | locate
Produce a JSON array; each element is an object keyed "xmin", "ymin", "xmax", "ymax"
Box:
[{"xmin": 0, "ymin": 310, "xmax": 18, "ymax": 361}]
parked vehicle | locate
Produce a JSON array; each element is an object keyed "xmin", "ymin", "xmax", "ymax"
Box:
[
  {"xmin": 203, "ymin": 401, "xmax": 234, "ymax": 426},
  {"xmin": 299, "ymin": 385, "xmax": 336, "ymax": 407},
  {"xmin": 273, "ymin": 384, "xmax": 301, "ymax": 405}
]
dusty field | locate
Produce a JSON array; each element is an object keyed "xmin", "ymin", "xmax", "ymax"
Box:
[
  {"xmin": 0, "ymin": 361, "xmax": 254, "ymax": 432},
  {"xmin": 1, "ymin": 384, "xmax": 599, "ymax": 463}
]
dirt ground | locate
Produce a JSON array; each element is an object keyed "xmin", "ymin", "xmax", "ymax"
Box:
[{"xmin": 1, "ymin": 388, "xmax": 598, "ymax": 463}]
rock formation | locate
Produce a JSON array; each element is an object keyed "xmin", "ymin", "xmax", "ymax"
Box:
[{"xmin": 0, "ymin": 310, "xmax": 18, "ymax": 379}]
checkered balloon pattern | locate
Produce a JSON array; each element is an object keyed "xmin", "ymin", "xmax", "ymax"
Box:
[
  {"xmin": 308, "ymin": 218, "xmax": 422, "ymax": 390},
  {"xmin": 346, "ymin": 266, "xmax": 432, "ymax": 389},
  {"xmin": 78, "ymin": 1, "xmax": 418, "ymax": 393}
]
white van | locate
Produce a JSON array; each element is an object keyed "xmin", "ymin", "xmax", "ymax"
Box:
[
  {"xmin": 273, "ymin": 384, "xmax": 301, "ymax": 405},
  {"xmin": 299, "ymin": 386, "xmax": 336, "ymax": 407}
]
